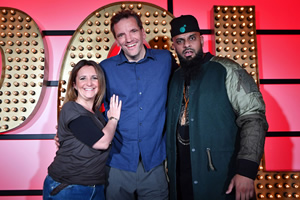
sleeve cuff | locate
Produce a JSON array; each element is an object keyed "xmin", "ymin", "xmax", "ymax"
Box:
[{"xmin": 236, "ymin": 159, "xmax": 259, "ymax": 180}]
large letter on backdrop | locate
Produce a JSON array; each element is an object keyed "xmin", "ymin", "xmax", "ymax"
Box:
[{"xmin": 0, "ymin": 8, "xmax": 47, "ymax": 133}]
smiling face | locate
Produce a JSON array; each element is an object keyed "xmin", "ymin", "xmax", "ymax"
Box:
[
  {"xmin": 172, "ymin": 31, "xmax": 203, "ymax": 61},
  {"xmin": 113, "ymin": 16, "xmax": 146, "ymax": 62},
  {"xmin": 74, "ymin": 65, "xmax": 99, "ymax": 104}
]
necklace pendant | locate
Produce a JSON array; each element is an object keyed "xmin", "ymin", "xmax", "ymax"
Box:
[{"xmin": 180, "ymin": 112, "xmax": 186, "ymax": 126}]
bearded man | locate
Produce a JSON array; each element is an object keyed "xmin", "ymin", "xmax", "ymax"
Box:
[{"xmin": 166, "ymin": 15, "xmax": 268, "ymax": 200}]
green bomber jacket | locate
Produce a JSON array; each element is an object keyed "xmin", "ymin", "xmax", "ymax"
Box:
[{"xmin": 166, "ymin": 53, "xmax": 268, "ymax": 200}]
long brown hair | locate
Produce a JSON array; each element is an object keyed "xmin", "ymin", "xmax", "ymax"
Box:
[{"xmin": 64, "ymin": 60, "xmax": 106, "ymax": 110}]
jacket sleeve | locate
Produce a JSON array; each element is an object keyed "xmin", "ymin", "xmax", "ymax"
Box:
[{"xmin": 211, "ymin": 57, "xmax": 268, "ymax": 178}]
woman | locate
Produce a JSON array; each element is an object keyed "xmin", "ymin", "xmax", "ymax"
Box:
[{"xmin": 43, "ymin": 60, "xmax": 122, "ymax": 200}]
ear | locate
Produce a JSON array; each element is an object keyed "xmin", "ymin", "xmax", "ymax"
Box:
[
  {"xmin": 200, "ymin": 35, "xmax": 204, "ymax": 46},
  {"xmin": 73, "ymin": 82, "xmax": 77, "ymax": 90},
  {"xmin": 142, "ymin": 28, "xmax": 146, "ymax": 40}
]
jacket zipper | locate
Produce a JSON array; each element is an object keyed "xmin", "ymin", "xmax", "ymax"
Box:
[{"xmin": 206, "ymin": 148, "xmax": 216, "ymax": 171}]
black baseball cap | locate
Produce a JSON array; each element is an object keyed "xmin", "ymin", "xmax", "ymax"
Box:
[{"xmin": 170, "ymin": 15, "xmax": 202, "ymax": 38}]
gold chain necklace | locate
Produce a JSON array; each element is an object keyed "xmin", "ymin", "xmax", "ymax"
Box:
[{"xmin": 180, "ymin": 84, "xmax": 189, "ymax": 126}]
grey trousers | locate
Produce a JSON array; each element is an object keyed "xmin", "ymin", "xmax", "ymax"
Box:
[{"xmin": 105, "ymin": 161, "xmax": 169, "ymax": 200}]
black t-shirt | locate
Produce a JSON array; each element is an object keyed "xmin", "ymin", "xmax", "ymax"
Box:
[{"xmin": 48, "ymin": 101, "xmax": 110, "ymax": 185}]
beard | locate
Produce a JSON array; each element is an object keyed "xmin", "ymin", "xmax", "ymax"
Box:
[{"xmin": 177, "ymin": 49, "xmax": 205, "ymax": 84}]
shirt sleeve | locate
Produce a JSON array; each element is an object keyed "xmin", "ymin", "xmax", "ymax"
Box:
[{"xmin": 68, "ymin": 116, "xmax": 104, "ymax": 148}]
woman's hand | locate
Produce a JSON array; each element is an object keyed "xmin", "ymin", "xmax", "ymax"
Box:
[{"xmin": 107, "ymin": 94, "xmax": 122, "ymax": 121}]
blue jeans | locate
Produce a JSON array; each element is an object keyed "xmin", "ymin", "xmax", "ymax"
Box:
[{"xmin": 43, "ymin": 175, "xmax": 105, "ymax": 200}]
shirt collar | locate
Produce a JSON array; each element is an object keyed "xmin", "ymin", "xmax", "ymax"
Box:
[{"xmin": 117, "ymin": 45, "xmax": 155, "ymax": 65}]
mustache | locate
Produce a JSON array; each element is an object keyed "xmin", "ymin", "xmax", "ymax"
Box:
[{"xmin": 183, "ymin": 48, "xmax": 195, "ymax": 54}]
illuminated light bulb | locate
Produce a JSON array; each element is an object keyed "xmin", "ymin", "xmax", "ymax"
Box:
[
  {"xmin": 292, "ymin": 174, "xmax": 299, "ymax": 179},
  {"xmin": 23, "ymin": 49, "xmax": 29, "ymax": 54},
  {"xmin": 17, "ymin": 16, "xmax": 23, "ymax": 22},
  {"xmin": 250, "ymin": 71, "xmax": 255, "ymax": 76},
  {"xmin": 231, "ymin": 15, "xmax": 237, "ymax": 21},
  {"xmin": 6, "ymin": 74, "xmax": 12, "ymax": 79},
  {"xmin": 247, "ymin": 15, "xmax": 253, "ymax": 21},
  {"xmin": 249, "ymin": 38, "xmax": 255, "ymax": 44},
  {"xmin": 24, "ymin": 32, "xmax": 30, "ymax": 37},
  {"xmin": 24, "ymin": 23, "xmax": 31, "ymax": 30},
  {"xmin": 78, "ymin": 46, "xmax": 84, "ymax": 51},
  {"xmin": 20, "ymin": 116, "xmax": 26, "ymax": 121},
  {"xmin": 215, "ymin": 22, "xmax": 221, "ymax": 28},
  {"xmin": 95, "ymin": 36, "xmax": 102, "ymax": 42},
  {"xmin": 247, "ymin": 7, "xmax": 253, "ymax": 13},
  {"xmin": 12, "ymin": 116, "xmax": 18, "ymax": 121},
  {"xmin": 145, "ymin": 12, "xmax": 150, "ymax": 17},
  {"xmin": 15, "ymin": 57, "xmax": 21, "ymax": 62},
  {"xmin": 223, "ymin": 31, "xmax": 229, "ymax": 36},
  {"xmin": 2, "ymin": 9, "xmax": 8, "ymax": 14},
  {"xmin": 162, "ymin": 28, "xmax": 167, "ymax": 33},
  {"xmin": 153, "ymin": 11, "xmax": 159, "ymax": 17},
  {"xmin": 1, "ymin": 17, "xmax": 7, "ymax": 22},
  {"xmin": 8, "ymin": 24, "xmax": 14, "ymax": 29},
  {"xmin": 0, "ymin": 41, "xmax": 5, "ymax": 46},
  {"xmin": 30, "ymin": 65, "xmax": 37, "ymax": 70},
  {"xmin": 29, "ymin": 98, "xmax": 35, "ymax": 103},
  {"xmin": 87, "ymin": 21, "xmax": 93, "ymax": 26},
  {"xmin": 284, "ymin": 193, "xmax": 292, "ymax": 198},
  {"xmin": 232, "ymin": 31, "xmax": 237, "ymax": 36},
  {"xmin": 79, "ymin": 53, "xmax": 84, "ymax": 58},
  {"xmin": 241, "ymin": 54, "xmax": 248, "ymax": 59},
  {"xmin": 95, "ymin": 12, "xmax": 101, "ymax": 18},
  {"xmin": 250, "ymin": 63, "xmax": 256, "ymax": 68},
  {"xmin": 10, "ymin": 9, "xmax": 16, "ymax": 15},
  {"xmin": 8, "ymin": 32, "xmax": 14, "ymax": 37},
  {"xmin": 250, "ymin": 46, "xmax": 255, "ymax": 51},
  {"xmin": 239, "ymin": 31, "xmax": 246, "ymax": 37},
  {"xmin": 4, "ymin": 99, "xmax": 11, "ymax": 104},
  {"xmin": 103, "ymin": 37, "xmax": 109, "ymax": 42},
  {"xmin": 162, "ymin": 11, "xmax": 167, "ymax": 17},
  {"xmin": 257, "ymin": 184, "xmax": 264, "ymax": 189},
  {"xmin": 145, "ymin": 20, "xmax": 150, "ymax": 25},
  {"xmin": 154, "ymin": 28, "xmax": 159, "ymax": 33},
  {"xmin": 104, "ymin": 12, "xmax": 109, "ymax": 18},
  {"xmin": 239, "ymin": 15, "xmax": 245, "ymax": 21},
  {"xmin": 7, "ymin": 40, "xmax": 13, "ymax": 45},
  {"xmin": 31, "ymin": 48, "xmax": 37, "ymax": 54},
  {"xmin": 231, "ymin": 7, "xmax": 237, "ymax": 13},
  {"xmin": 232, "ymin": 39, "xmax": 238, "ymax": 44},
  {"xmin": 215, "ymin": 7, "xmax": 221, "ymax": 13},
  {"xmin": 283, "ymin": 174, "xmax": 290, "ymax": 180},
  {"xmin": 292, "ymin": 183, "xmax": 299, "ymax": 189},
  {"xmin": 21, "ymin": 90, "xmax": 27, "ymax": 95},
  {"xmin": 215, "ymin": 14, "xmax": 221, "ymax": 20},
  {"xmin": 70, "ymin": 53, "xmax": 75, "ymax": 58},
  {"xmin": 6, "ymin": 48, "xmax": 13, "ymax": 54},
  {"xmin": 222, "ymin": 7, "xmax": 228, "ymax": 13},
  {"xmin": 137, "ymin": 4, "xmax": 142, "ymax": 9},
  {"xmin": 95, "ymin": 53, "xmax": 101, "ymax": 58},
  {"xmin": 240, "ymin": 23, "xmax": 246, "ymax": 28},
  {"xmin": 163, "ymin": 44, "xmax": 168, "ymax": 49},
  {"xmin": 161, "ymin": 20, "xmax": 167, "ymax": 26},
  {"xmin": 250, "ymin": 55, "xmax": 256, "ymax": 60},
  {"xmin": 223, "ymin": 15, "xmax": 229, "ymax": 21},
  {"xmin": 266, "ymin": 175, "xmax": 273, "ymax": 180},
  {"xmin": 242, "ymin": 63, "xmax": 248, "ymax": 68},
  {"xmin": 224, "ymin": 39, "xmax": 229, "ymax": 44},
  {"xmin": 267, "ymin": 193, "xmax": 274, "ymax": 198},
  {"xmin": 1, "ymin": 125, "xmax": 9, "ymax": 129},
  {"xmin": 231, "ymin": 23, "xmax": 237, "ymax": 28},
  {"xmin": 9, "ymin": 16, "xmax": 15, "ymax": 22},
  {"xmin": 257, "ymin": 193, "xmax": 265, "ymax": 199},
  {"xmin": 225, "ymin": 55, "xmax": 231, "ymax": 58},
  {"xmin": 266, "ymin": 184, "xmax": 273, "ymax": 189},
  {"xmin": 15, "ymin": 40, "xmax": 21, "ymax": 45},
  {"xmin": 216, "ymin": 30, "xmax": 222, "ymax": 36},
  {"xmin": 95, "ymin": 20, "xmax": 100, "ymax": 26},
  {"xmin": 163, "ymin": 36, "xmax": 168, "ymax": 42},
  {"xmin": 233, "ymin": 55, "xmax": 240, "ymax": 60},
  {"xmin": 293, "ymin": 193, "xmax": 300, "ymax": 198},
  {"xmin": 24, "ymin": 40, "xmax": 30, "ymax": 46},
  {"xmin": 30, "ymin": 74, "xmax": 36, "ymax": 79},
  {"xmin": 249, "ymin": 31, "xmax": 254, "ymax": 36},
  {"xmin": 216, "ymin": 46, "xmax": 222, "ymax": 52},
  {"xmin": 87, "ymin": 45, "xmax": 92, "ymax": 50},
  {"xmin": 128, "ymin": 4, "xmax": 134, "ymax": 10},
  {"xmin": 87, "ymin": 53, "xmax": 92, "ymax": 58},
  {"xmin": 283, "ymin": 183, "xmax": 290, "ymax": 189},
  {"xmin": 216, "ymin": 38, "xmax": 222, "ymax": 43},
  {"xmin": 20, "ymin": 107, "xmax": 27, "ymax": 112},
  {"xmin": 103, "ymin": 45, "xmax": 109, "ymax": 51},
  {"xmin": 239, "ymin": 7, "xmax": 245, "ymax": 13},
  {"xmin": 154, "ymin": 36, "xmax": 159, "ymax": 42},
  {"xmin": 96, "ymin": 28, "xmax": 101, "ymax": 34},
  {"xmin": 224, "ymin": 47, "xmax": 230, "ymax": 51},
  {"xmin": 241, "ymin": 47, "xmax": 247, "ymax": 52},
  {"xmin": 95, "ymin": 45, "xmax": 101, "ymax": 50},
  {"xmin": 154, "ymin": 45, "xmax": 158, "ymax": 49},
  {"xmin": 31, "ymin": 57, "xmax": 37, "ymax": 62},
  {"xmin": 121, "ymin": 4, "xmax": 126, "ymax": 9},
  {"xmin": 248, "ymin": 23, "xmax": 254, "ymax": 28}
]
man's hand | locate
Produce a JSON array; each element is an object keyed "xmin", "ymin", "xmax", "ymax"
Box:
[{"xmin": 226, "ymin": 174, "xmax": 255, "ymax": 200}]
